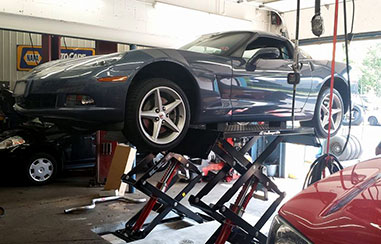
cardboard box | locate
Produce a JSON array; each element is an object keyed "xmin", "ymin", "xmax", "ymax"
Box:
[{"xmin": 104, "ymin": 144, "xmax": 136, "ymax": 195}]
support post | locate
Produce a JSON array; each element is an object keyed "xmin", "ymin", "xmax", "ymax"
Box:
[
  {"xmin": 41, "ymin": 34, "xmax": 61, "ymax": 63},
  {"xmin": 96, "ymin": 40, "xmax": 117, "ymax": 55}
]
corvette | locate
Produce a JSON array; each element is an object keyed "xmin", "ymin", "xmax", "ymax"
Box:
[{"xmin": 13, "ymin": 31, "xmax": 349, "ymax": 151}]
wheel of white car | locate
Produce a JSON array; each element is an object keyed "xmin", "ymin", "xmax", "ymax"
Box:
[
  {"xmin": 24, "ymin": 153, "xmax": 57, "ymax": 185},
  {"xmin": 312, "ymin": 88, "xmax": 344, "ymax": 138},
  {"xmin": 368, "ymin": 116, "xmax": 378, "ymax": 126},
  {"xmin": 124, "ymin": 78, "xmax": 191, "ymax": 151}
]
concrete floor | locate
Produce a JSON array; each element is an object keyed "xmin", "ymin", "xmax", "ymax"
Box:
[
  {"xmin": 0, "ymin": 170, "xmax": 305, "ymax": 244},
  {"xmin": 2, "ymin": 124, "xmax": 377, "ymax": 244}
]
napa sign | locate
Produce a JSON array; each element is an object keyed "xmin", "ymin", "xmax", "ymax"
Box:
[{"xmin": 17, "ymin": 45, "xmax": 95, "ymax": 71}]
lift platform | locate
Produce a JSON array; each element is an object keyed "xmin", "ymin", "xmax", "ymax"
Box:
[{"xmin": 113, "ymin": 122, "xmax": 319, "ymax": 243}]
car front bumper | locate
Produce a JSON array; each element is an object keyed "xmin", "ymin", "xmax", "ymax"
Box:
[{"xmin": 13, "ymin": 76, "xmax": 130, "ymax": 130}]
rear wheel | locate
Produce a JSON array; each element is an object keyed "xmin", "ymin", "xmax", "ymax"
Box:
[
  {"xmin": 124, "ymin": 78, "xmax": 191, "ymax": 151},
  {"xmin": 303, "ymin": 88, "xmax": 344, "ymax": 138}
]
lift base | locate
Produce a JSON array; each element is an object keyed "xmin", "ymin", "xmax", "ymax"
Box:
[{"xmin": 114, "ymin": 152, "xmax": 209, "ymax": 242}]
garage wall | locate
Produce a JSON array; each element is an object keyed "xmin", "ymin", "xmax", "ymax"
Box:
[
  {"xmin": 0, "ymin": 30, "xmax": 96, "ymax": 87},
  {"xmin": 0, "ymin": 30, "xmax": 155, "ymax": 88},
  {"xmin": 0, "ymin": 31, "xmax": 41, "ymax": 86},
  {"xmin": 0, "ymin": 0, "xmax": 270, "ymax": 48}
]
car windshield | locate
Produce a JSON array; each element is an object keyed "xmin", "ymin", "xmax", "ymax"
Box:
[{"xmin": 181, "ymin": 32, "xmax": 251, "ymax": 56}]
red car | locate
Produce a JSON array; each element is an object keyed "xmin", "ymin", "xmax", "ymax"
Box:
[{"xmin": 268, "ymin": 157, "xmax": 381, "ymax": 244}]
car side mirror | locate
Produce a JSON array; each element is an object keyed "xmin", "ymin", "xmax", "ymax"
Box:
[{"xmin": 246, "ymin": 48, "xmax": 281, "ymax": 71}]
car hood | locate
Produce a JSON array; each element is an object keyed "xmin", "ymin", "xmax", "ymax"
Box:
[
  {"xmin": 279, "ymin": 157, "xmax": 381, "ymax": 244},
  {"xmin": 21, "ymin": 52, "xmax": 126, "ymax": 81}
]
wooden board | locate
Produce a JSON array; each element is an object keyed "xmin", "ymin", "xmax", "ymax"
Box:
[{"xmin": 104, "ymin": 144, "xmax": 136, "ymax": 195}]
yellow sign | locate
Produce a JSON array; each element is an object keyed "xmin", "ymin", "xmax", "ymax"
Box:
[
  {"xmin": 23, "ymin": 50, "xmax": 42, "ymax": 66},
  {"xmin": 17, "ymin": 45, "xmax": 95, "ymax": 71}
]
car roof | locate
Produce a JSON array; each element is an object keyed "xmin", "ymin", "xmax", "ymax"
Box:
[{"xmin": 202, "ymin": 30, "xmax": 288, "ymax": 41}]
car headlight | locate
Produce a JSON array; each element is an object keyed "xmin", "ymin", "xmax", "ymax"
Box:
[
  {"xmin": 82, "ymin": 53, "xmax": 124, "ymax": 67},
  {"xmin": 267, "ymin": 215, "xmax": 312, "ymax": 244},
  {"xmin": 0, "ymin": 136, "xmax": 25, "ymax": 150}
]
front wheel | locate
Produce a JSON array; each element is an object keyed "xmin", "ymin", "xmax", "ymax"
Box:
[
  {"xmin": 24, "ymin": 153, "xmax": 57, "ymax": 185},
  {"xmin": 124, "ymin": 78, "xmax": 191, "ymax": 152},
  {"xmin": 303, "ymin": 87, "xmax": 344, "ymax": 138}
]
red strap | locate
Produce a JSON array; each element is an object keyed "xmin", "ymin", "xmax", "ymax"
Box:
[{"xmin": 326, "ymin": 0, "xmax": 340, "ymax": 155}]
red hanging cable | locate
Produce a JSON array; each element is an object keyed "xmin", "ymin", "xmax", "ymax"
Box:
[
  {"xmin": 323, "ymin": 0, "xmax": 340, "ymax": 178},
  {"xmin": 326, "ymin": 0, "xmax": 340, "ymax": 155}
]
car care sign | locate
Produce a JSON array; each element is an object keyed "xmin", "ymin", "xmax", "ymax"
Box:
[{"xmin": 17, "ymin": 45, "xmax": 95, "ymax": 71}]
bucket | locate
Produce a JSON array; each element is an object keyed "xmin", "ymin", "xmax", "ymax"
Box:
[{"xmin": 266, "ymin": 165, "xmax": 277, "ymax": 177}]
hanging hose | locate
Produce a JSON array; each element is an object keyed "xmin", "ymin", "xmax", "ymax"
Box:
[
  {"xmin": 291, "ymin": 0, "xmax": 301, "ymax": 129},
  {"xmin": 29, "ymin": 33, "xmax": 39, "ymax": 66},
  {"xmin": 325, "ymin": 0, "xmax": 340, "ymax": 154},
  {"xmin": 304, "ymin": 0, "xmax": 353, "ymax": 187},
  {"xmin": 337, "ymin": 0, "xmax": 354, "ymax": 158},
  {"xmin": 303, "ymin": 154, "xmax": 343, "ymax": 189}
]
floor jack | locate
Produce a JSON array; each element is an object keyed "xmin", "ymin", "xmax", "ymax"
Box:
[{"xmin": 114, "ymin": 123, "xmax": 318, "ymax": 243}]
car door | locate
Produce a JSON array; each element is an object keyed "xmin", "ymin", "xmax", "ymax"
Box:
[{"xmin": 231, "ymin": 37, "xmax": 312, "ymax": 122}]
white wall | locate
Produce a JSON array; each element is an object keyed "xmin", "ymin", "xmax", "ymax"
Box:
[
  {"xmin": 283, "ymin": 0, "xmax": 380, "ymax": 41},
  {"xmin": 0, "ymin": 0, "xmax": 270, "ymax": 48},
  {"xmin": 0, "ymin": 31, "xmax": 97, "ymax": 87}
]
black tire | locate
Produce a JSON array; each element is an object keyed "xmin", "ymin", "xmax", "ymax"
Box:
[
  {"xmin": 23, "ymin": 153, "xmax": 57, "ymax": 185},
  {"xmin": 348, "ymin": 136, "xmax": 357, "ymax": 160},
  {"xmin": 326, "ymin": 135, "xmax": 347, "ymax": 160},
  {"xmin": 368, "ymin": 116, "xmax": 378, "ymax": 126},
  {"xmin": 343, "ymin": 105, "xmax": 363, "ymax": 126},
  {"xmin": 351, "ymin": 135, "xmax": 362, "ymax": 159},
  {"xmin": 303, "ymin": 87, "xmax": 344, "ymax": 138},
  {"xmin": 124, "ymin": 78, "xmax": 191, "ymax": 152}
]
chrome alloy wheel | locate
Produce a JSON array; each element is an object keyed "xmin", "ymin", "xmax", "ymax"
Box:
[
  {"xmin": 319, "ymin": 92, "xmax": 343, "ymax": 134},
  {"xmin": 138, "ymin": 86, "xmax": 186, "ymax": 145},
  {"xmin": 29, "ymin": 158, "xmax": 54, "ymax": 182}
]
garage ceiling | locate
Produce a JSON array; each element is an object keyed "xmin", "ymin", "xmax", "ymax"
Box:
[{"xmin": 242, "ymin": 0, "xmax": 344, "ymax": 13}]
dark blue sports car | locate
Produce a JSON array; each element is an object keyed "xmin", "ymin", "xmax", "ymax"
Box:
[{"xmin": 13, "ymin": 31, "xmax": 349, "ymax": 151}]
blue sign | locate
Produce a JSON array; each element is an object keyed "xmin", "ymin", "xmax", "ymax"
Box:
[{"xmin": 17, "ymin": 45, "xmax": 95, "ymax": 71}]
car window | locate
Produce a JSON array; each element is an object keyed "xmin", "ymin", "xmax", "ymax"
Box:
[
  {"xmin": 243, "ymin": 36, "xmax": 293, "ymax": 60},
  {"xmin": 299, "ymin": 48, "xmax": 312, "ymax": 59},
  {"xmin": 281, "ymin": 46, "xmax": 291, "ymax": 59},
  {"xmin": 181, "ymin": 33, "xmax": 251, "ymax": 56},
  {"xmin": 242, "ymin": 49, "xmax": 260, "ymax": 60}
]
